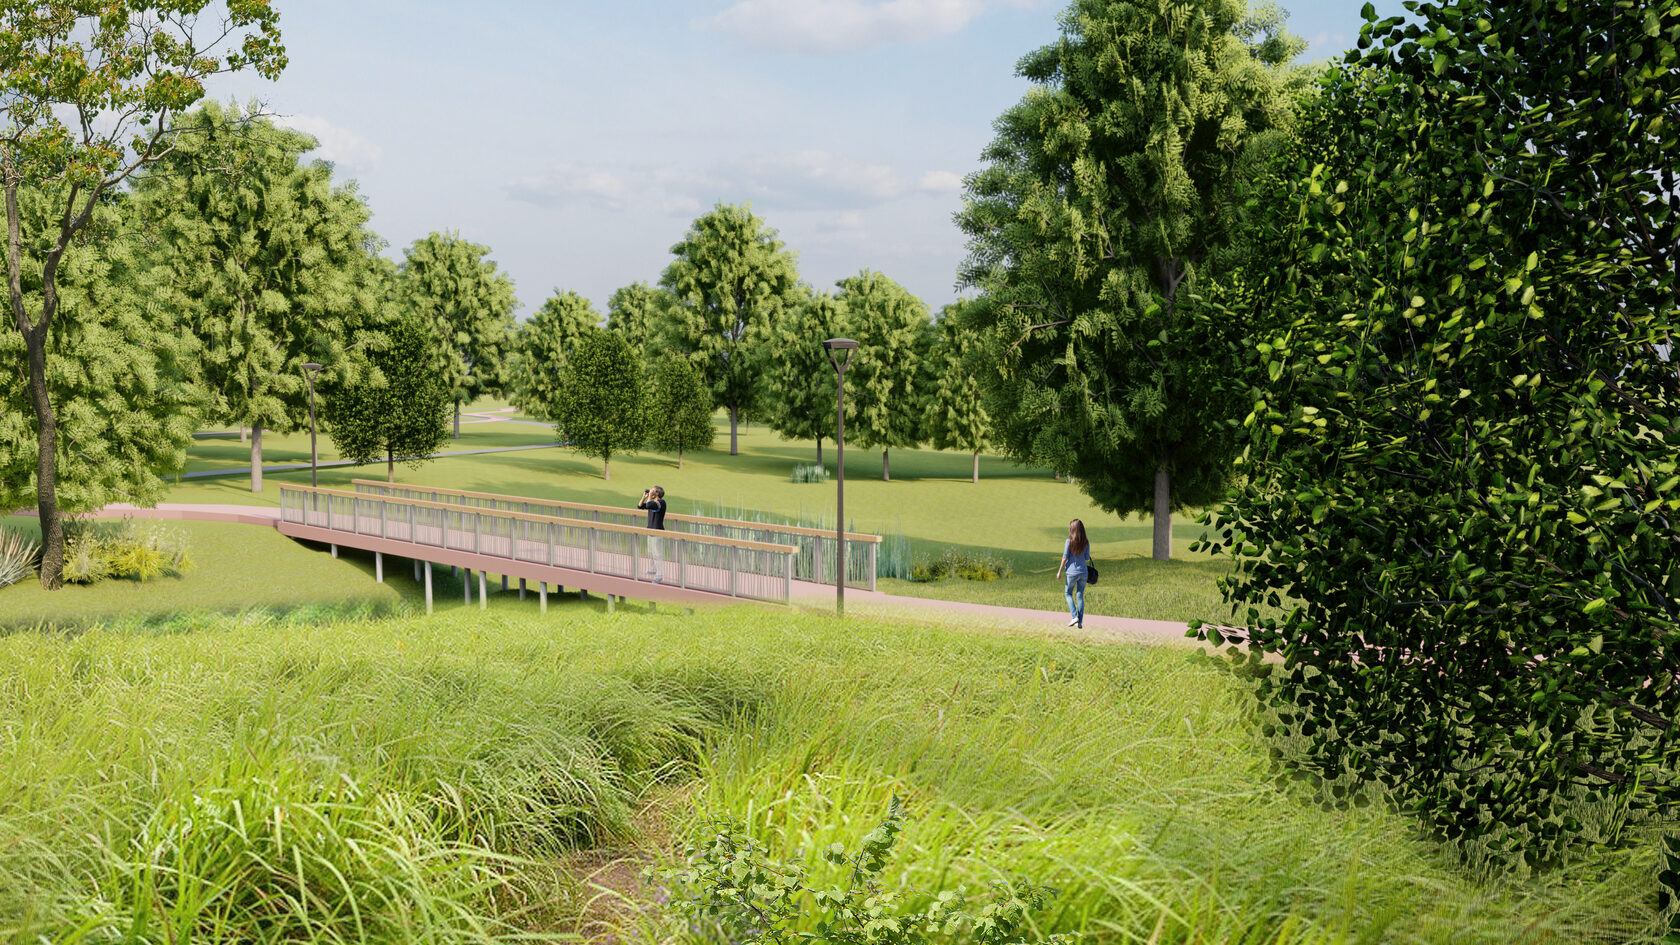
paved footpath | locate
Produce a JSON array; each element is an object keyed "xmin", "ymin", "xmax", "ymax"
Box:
[{"xmin": 23, "ymin": 502, "xmax": 1202, "ymax": 649}]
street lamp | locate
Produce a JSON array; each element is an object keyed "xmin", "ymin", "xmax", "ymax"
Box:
[
  {"xmin": 302, "ymin": 362, "xmax": 323, "ymax": 488},
  {"xmin": 821, "ymin": 338, "xmax": 857, "ymax": 618}
]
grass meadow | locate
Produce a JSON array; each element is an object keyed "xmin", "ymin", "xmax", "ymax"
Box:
[{"xmin": 0, "ymin": 608, "xmax": 1660, "ymax": 944}]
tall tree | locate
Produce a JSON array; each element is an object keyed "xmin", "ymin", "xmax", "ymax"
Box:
[
  {"xmin": 510, "ymin": 289, "xmax": 601, "ymax": 422},
  {"xmin": 0, "ymin": 187, "xmax": 198, "ymax": 521},
  {"xmin": 923, "ymin": 300, "xmax": 993, "ymax": 483},
  {"xmin": 1, "ymin": 0, "xmax": 284, "ymax": 589},
  {"xmin": 831, "ymin": 271, "xmax": 933, "ymax": 482},
  {"xmin": 761, "ymin": 290, "xmax": 849, "ymax": 467},
  {"xmin": 660, "ymin": 203, "xmax": 801, "ymax": 455},
  {"xmin": 321, "ymin": 316, "xmax": 451, "ymax": 482},
  {"xmin": 606, "ymin": 281, "xmax": 669, "ymax": 349},
  {"xmin": 135, "ymin": 101, "xmax": 384, "ymax": 494},
  {"xmin": 955, "ymin": 0, "xmax": 1306, "ymax": 559},
  {"xmin": 545, "ymin": 329, "xmax": 648, "ymax": 480},
  {"xmin": 648, "ymin": 355, "xmax": 715, "ymax": 468},
  {"xmin": 399, "ymin": 231, "xmax": 517, "ymax": 437},
  {"xmin": 1196, "ymin": 0, "xmax": 1680, "ymax": 903}
]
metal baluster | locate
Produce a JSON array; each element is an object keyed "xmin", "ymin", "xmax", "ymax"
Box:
[{"xmin": 729, "ymin": 545, "xmax": 738, "ymax": 598}]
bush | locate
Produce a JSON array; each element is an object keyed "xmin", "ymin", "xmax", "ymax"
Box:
[
  {"xmin": 910, "ymin": 548, "xmax": 1013, "ymax": 583},
  {"xmin": 790, "ymin": 463, "xmax": 830, "ymax": 484},
  {"xmin": 0, "ymin": 528, "xmax": 39, "ymax": 588},
  {"xmin": 60, "ymin": 518, "xmax": 193, "ymax": 585}
]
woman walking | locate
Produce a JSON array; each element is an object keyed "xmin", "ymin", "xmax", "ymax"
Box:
[{"xmin": 1056, "ymin": 519, "xmax": 1091, "ymax": 629}]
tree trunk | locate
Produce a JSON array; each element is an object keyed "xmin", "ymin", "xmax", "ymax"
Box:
[
  {"xmin": 882, "ymin": 448, "xmax": 890, "ymax": 482},
  {"xmin": 250, "ymin": 426, "xmax": 263, "ymax": 493},
  {"xmin": 1152, "ymin": 460, "xmax": 1171, "ymax": 561},
  {"xmin": 603, "ymin": 456, "xmax": 611, "ymax": 480},
  {"xmin": 678, "ymin": 446, "xmax": 684, "ymax": 469},
  {"xmin": 972, "ymin": 450, "xmax": 980, "ymax": 484},
  {"xmin": 453, "ymin": 402, "xmax": 461, "ymax": 438},
  {"xmin": 816, "ymin": 436, "xmax": 824, "ymax": 468},
  {"xmin": 387, "ymin": 450, "xmax": 395, "ymax": 482},
  {"xmin": 25, "ymin": 328, "xmax": 63, "ymax": 589},
  {"xmin": 729, "ymin": 406, "xmax": 739, "ymax": 455},
  {"xmin": 240, "ymin": 424, "xmax": 247, "ymax": 444}
]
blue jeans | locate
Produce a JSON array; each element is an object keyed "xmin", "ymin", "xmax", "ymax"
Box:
[{"xmin": 1064, "ymin": 571, "xmax": 1086, "ymax": 624}]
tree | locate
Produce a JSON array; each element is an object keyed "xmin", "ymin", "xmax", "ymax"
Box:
[
  {"xmin": 660, "ymin": 203, "xmax": 801, "ymax": 455},
  {"xmin": 0, "ymin": 186, "xmax": 198, "ymax": 521},
  {"xmin": 648, "ymin": 355, "xmax": 715, "ymax": 468},
  {"xmin": 606, "ymin": 281, "xmax": 670, "ymax": 348},
  {"xmin": 545, "ymin": 329, "xmax": 648, "ymax": 480},
  {"xmin": 1, "ymin": 0, "xmax": 284, "ymax": 589},
  {"xmin": 321, "ymin": 316, "xmax": 451, "ymax": 482},
  {"xmin": 510, "ymin": 289, "xmax": 601, "ymax": 422},
  {"xmin": 923, "ymin": 300, "xmax": 993, "ymax": 483},
  {"xmin": 1194, "ymin": 0, "xmax": 1680, "ymax": 895},
  {"xmin": 835, "ymin": 270, "xmax": 932, "ymax": 481},
  {"xmin": 761, "ymin": 290, "xmax": 849, "ymax": 467},
  {"xmin": 955, "ymin": 0, "xmax": 1306, "ymax": 559},
  {"xmin": 399, "ymin": 231, "xmax": 517, "ymax": 437},
  {"xmin": 134, "ymin": 101, "xmax": 385, "ymax": 495}
]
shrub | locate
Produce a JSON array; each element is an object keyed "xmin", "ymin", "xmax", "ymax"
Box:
[
  {"xmin": 60, "ymin": 518, "xmax": 193, "ymax": 585},
  {"xmin": 910, "ymin": 548, "xmax": 1013, "ymax": 583},
  {"xmin": 790, "ymin": 463, "xmax": 830, "ymax": 484},
  {"xmin": 0, "ymin": 528, "xmax": 39, "ymax": 588}
]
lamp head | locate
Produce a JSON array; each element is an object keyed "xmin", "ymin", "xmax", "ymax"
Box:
[
  {"xmin": 821, "ymin": 337, "xmax": 858, "ymax": 370},
  {"xmin": 302, "ymin": 362, "xmax": 323, "ymax": 374}
]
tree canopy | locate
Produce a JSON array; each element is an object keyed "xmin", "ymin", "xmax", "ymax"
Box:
[
  {"xmin": 511, "ymin": 289, "xmax": 601, "ymax": 422},
  {"xmin": 835, "ymin": 270, "xmax": 931, "ymax": 481},
  {"xmin": 659, "ymin": 203, "xmax": 802, "ymax": 456},
  {"xmin": 761, "ymin": 290, "xmax": 849, "ymax": 467},
  {"xmin": 399, "ymin": 231, "xmax": 517, "ymax": 436},
  {"xmin": 545, "ymin": 329, "xmax": 648, "ymax": 480},
  {"xmin": 956, "ymin": 0, "xmax": 1306, "ymax": 558},
  {"xmin": 606, "ymin": 281, "xmax": 670, "ymax": 349},
  {"xmin": 922, "ymin": 300, "xmax": 993, "ymax": 483},
  {"xmin": 322, "ymin": 316, "xmax": 452, "ymax": 482},
  {"xmin": 647, "ymin": 355, "xmax": 715, "ymax": 468}
]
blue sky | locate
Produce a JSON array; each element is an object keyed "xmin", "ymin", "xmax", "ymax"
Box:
[{"xmin": 218, "ymin": 0, "xmax": 1408, "ymax": 319}]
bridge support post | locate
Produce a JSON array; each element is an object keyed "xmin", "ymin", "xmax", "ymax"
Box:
[
  {"xmin": 478, "ymin": 571, "xmax": 488, "ymax": 610},
  {"xmin": 413, "ymin": 559, "xmax": 421, "ymax": 582},
  {"xmin": 465, "ymin": 570, "xmax": 472, "ymax": 605},
  {"xmin": 519, "ymin": 578, "xmax": 526, "ymax": 600},
  {"xmin": 331, "ymin": 544, "xmax": 338, "ymax": 559},
  {"xmin": 501, "ymin": 574, "xmax": 508, "ymax": 592},
  {"xmin": 607, "ymin": 594, "xmax": 616, "ymax": 614},
  {"xmin": 375, "ymin": 552, "xmax": 383, "ymax": 583},
  {"xmin": 539, "ymin": 582, "xmax": 547, "ymax": 613},
  {"xmin": 424, "ymin": 562, "xmax": 433, "ymax": 614}
]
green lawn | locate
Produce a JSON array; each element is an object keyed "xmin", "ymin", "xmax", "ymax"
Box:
[
  {"xmin": 163, "ymin": 402, "xmax": 1233, "ymax": 623},
  {"xmin": 0, "ymin": 608, "xmax": 1657, "ymax": 943}
]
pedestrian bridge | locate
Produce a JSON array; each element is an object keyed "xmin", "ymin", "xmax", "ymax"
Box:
[{"xmin": 276, "ymin": 483, "xmax": 877, "ymax": 613}]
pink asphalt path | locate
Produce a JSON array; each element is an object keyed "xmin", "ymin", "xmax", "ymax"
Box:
[{"xmin": 23, "ymin": 502, "xmax": 1202, "ymax": 648}]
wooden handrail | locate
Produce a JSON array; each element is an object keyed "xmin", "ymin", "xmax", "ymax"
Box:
[
  {"xmin": 349, "ymin": 478, "xmax": 884, "ymax": 543},
  {"xmin": 280, "ymin": 484, "xmax": 799, "ymax": 554}
]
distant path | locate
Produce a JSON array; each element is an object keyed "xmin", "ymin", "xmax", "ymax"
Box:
[
  {"xmin": 180, "ymin": 441, "xmax": 562, "ymax": 480},
  {"xmin": 13, "ymin": 501, "xmax": 1199, "ymax": 649}
]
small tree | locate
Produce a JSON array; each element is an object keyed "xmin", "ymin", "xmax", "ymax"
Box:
[
  {"xmin": 321, "ymin": 317, "xmax": 451, "ymax": 482},
  {"xmin": 761, "ymin": 290, "xmax": 849, "ymax": 467},
  {"xmin": 1, "ymin": 0, "xmax": 285, "ymax": 588},
  {"xmin": 511, "ymin": 289, "xmax": 601, "ymax": 422},
  {"xmin": 606, "ymin": 281, "xmax": 670, "ymax": 348},
  {"xmin": 835, "ymin": 270, "xmax": 932, "ymax": 481},
  {"xmin": 648, "ymin": 355, "xmax": 715, "ymax": 468},
  {"xmin": 546, "ymin": 330, "xmax": 648, "ymax": 480},
  {"xmin": 399, "ymin": 231, "xmax": 517, "ymax": 437},
  {"xmin": 923, "ymin": 300, "xmax": 992, "ymax": 483}
]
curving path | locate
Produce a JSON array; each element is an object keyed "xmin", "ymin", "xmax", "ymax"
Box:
[{"xmin": 24, "ymin": 502, "xmax": 1201, "ymax": 649}]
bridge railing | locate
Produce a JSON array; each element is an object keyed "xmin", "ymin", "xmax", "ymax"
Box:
[
  {"xmin": 278, "ymin": 484, "xmax": 798, "ymax": 604},
  {"xmin": 349, "ymin": 479, "xmax": 880, "ymax": 590}
]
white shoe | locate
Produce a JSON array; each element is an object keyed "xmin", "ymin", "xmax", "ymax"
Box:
[{"xmin": 1067, "ymin": 617, "xmax": 1078, "ymax": 627}]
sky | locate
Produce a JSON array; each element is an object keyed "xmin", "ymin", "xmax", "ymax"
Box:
[{"xmin": 215, "ymin": 0, "xmax": 1410, "ymax": 320}]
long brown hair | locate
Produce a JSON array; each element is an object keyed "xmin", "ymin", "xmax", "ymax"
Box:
[{"xmin": 1067, "ymin": 519, "xmax": 1088, "ymax": 556}]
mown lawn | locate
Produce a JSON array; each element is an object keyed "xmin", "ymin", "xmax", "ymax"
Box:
[{"xmin": 0, "ymin": 609, "xmax": 1657, "ymax": 944}]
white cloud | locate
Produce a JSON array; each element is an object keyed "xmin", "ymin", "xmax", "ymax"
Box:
[
  {"xmin": 507, "ymin": 151, "xmax": 962, "ymax": 214},
  {"xmin": 1304, "ymin": 30, "xmax": 1351, "ymax": 61},
  {"xmin": 700, "ymin": 0, "xmax": 987, "ymax": 53},
  {"xmin": 277, "ymin": 114, "xmax": 383, "ymax": 172}
]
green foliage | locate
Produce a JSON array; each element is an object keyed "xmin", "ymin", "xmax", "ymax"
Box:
[
  {"xmin": 956, "ymin": 0, "xmax": 1309, "ymax": 557},
  {"xmin": 791, "ymin": 463, "xmax": 830, "ymax": 484},
  {"xmin": 134, "ymin": 102, "xmax": 386, "ymax": 439},
  {"xmin": 0, "ymin": 184, "xmax": 199, "ymax": 517},
  {"xmin": 762, "ymin": 291, "xmax": 849, "ymax": 461},
  {"xmin": 607, "ymin": 280, "xmax": 672, "ymax": 347},
  {"xmin": 0, "ymin": 527, "xmax": 39, "ymax": 588},
  {"xmin": 660, "ymin": 203, "xmax": 803, "ymax": 453},
  {"xmin": 1195, "ymin": 0, "xmax": 1680, "ymax": 885},
  {"xmin": 321, "ymin": 316, "xmax": 453, "ymax": 481},
  {"xmin": 510, "ymin": 289, "xmax": 602, "ymax": 422},
  {"xmin": 654, "ymin": 799, "xmax": 1068, "ymax": 945},
  {"xmin": 400, "ymin": 231, "xmax": 519, "ymax": 416},
  {"xmin": 922, "ymin": 301, "xmax": 993, "ymax": 480},
  {"xmin": 909, "ymin": 548, "xmax": 1013, "ymax": 583},
  {"xmin": 59, "ymin": 519, "xmax": 193, "ymax": 585},
  {"xmin": 835, "ymin": 271, "xmax": 933, "ymax": 479},
  {"xmin": 648, "ymin": 355, "xmax": 715, "ymax": 466},
  {"xmin": 546, "ymin": 329, "xmax": 649, "ymax": 479}
]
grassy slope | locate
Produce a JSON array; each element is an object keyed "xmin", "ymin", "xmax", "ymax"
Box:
[
  {"xmin": 165, "ymin": 401, "xmax": 1232, "ymax": 623},
  {"xmin": 0, "ymin": 610, "xmax": 1656, "ymax": 944}
]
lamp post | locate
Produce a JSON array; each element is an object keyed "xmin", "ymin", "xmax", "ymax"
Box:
[
  {"xmin": 821, "ymin": 338, "xmax": 857, "ymax": 618},
  {"xmin": 302, "ymin": 362, "xmax": 323, "ymax": 488}
]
